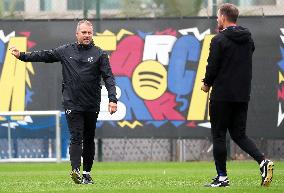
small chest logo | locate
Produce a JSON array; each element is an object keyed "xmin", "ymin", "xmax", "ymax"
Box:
[{"xmin": 88, "ymin": 57, "xmax": 94, "ymax": 63}]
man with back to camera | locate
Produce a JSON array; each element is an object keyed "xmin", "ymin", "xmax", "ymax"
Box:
[
  {"xmin": 201, "ymin": 3, "xmax": 274, "ymax": 187},
  {"xmin": 10, "ymin": 20, "xmax": 118, "ymax": 184}
]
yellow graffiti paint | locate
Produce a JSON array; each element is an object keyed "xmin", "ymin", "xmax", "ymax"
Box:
[
  {"xmin": 279, "ymin": 71, "xmax": 284, "ymax": 84},
  {"xmin": 118, "ymin": 120, "xmax": 143, "ymax": 129},
  {"xmin": 0, "ymin": 37, "xmax": 28, "ymax": 119},
  {"xmin": 93, "ymin": 30, "xmax": 116, "ymax": 51},
  {"xmin": 132, "ymin": 60, "xmax": 167, "ymax": 100},
  {"xmin": 26, "ymin": 62, "xmax": 34, "ymax": 75},
  {"xmin": 94, "ymin": 29, "xmax": 134, "ymax": 51},
  {"xmin": 187, "ymin": 35, "xmax": 215, "ymax": 120},
  {"xmin": 116, "ymin": 29, "xmax": 133, "ymax": 41}
]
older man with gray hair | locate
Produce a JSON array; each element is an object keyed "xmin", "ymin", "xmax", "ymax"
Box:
[{"xmin": 10, "ymin": 20, "xmax": 118, "ymax": 184}]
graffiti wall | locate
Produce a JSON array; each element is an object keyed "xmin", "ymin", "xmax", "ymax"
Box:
[{"xmin": 0, "ymin": 17, "xmax": 283, "ymax": 139}]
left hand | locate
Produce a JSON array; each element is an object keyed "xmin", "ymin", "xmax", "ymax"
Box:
[{"xmin": 108, "ymin": 102, "xmax": 117, "ymax": 115}]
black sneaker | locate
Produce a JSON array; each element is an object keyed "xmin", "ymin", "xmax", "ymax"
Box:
[
  {"xmin": 82, "ymin": 174, "xmax": 94, "ymax": 184},
  {"xmin": 204, "ymin": 176, "xmax": 230, "ymax": 187},
  {"xmin": 260, "ymin": 160, "xmax": 274, "ymax": 187},
  {"xmin": 70, "ymin": 168, "xmax": 82, "ymax": 184}
]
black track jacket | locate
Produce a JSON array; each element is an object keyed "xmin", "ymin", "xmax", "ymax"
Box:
[
  {"xmin": 203, "ymin": 26, "xmax": 255, "ymax": 102},
  {"xmin": 19, "ymin": 42, "xmax": 117, "ymax": 112}
]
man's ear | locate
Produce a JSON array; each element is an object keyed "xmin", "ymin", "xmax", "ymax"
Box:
[{"xmin": 221, "ymin": 15, "xmax": 226, "ymax": 23}]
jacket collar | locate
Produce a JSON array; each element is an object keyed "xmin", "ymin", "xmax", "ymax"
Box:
[{"xmin": 76, "ymin": 40, "xmax": 94, "ymax": 50}]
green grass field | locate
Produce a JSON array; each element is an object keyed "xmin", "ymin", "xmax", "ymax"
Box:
[{"xmin": 0, "ymin": 161, "xmax": 283, "ymax": 193}]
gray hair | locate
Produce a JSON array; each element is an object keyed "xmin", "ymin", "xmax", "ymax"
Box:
[{"xmin": 76, "ymin": 20, "xmax": 93, "ymax": 32}]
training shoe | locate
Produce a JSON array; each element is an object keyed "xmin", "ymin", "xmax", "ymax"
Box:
[
  {"xmin": 204, "ymin": 176, "xmax": 230, "ymax": 187},
  {"xmin": 260, "ymin": 160, "xmax": 274, "ymax": 187},
  {"xmin": 70, "ymin": 168, "xmax": 82, "ymax": 184},
  {"xmin": 82, "ymin": 174, "xmax": 94, "ymax": 184}
]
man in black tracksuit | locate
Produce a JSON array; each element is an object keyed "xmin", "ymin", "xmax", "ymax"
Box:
[
  {"xmin": 201, "ymin": 3, "xmax": 274, "ymax": 187},
  {"xmin": 10, "ymin": 20, "xmax": 117, "ymax": 184}
]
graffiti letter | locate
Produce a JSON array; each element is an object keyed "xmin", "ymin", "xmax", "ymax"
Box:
[
  {"xmin": 144, "ymin": 92, "xmax": 185, "ymax": 120},
  {"xmin": 143, "ymin": 35, "xmax": 177, "ymax": 65},
  {"xmin": 168, "ymin": 35, "xmax": 200, "ymax": 96},
  {"xmin": 110, "ymin": 35, "xmax": 144, "ymax": 77},
  {"xmin": 98, "ymin": 86, "xmax": 126, "ymax": 120},
  {"xmin": 116, "ymin": 77, "xmax": 152, "ymax": 120},
  {"xmin": 0, "ymin": 37, "xmax": 28, "ymax": 115},
  {"xmin": 187, "ymin": 35, "xmax": 214, "ymax": 120}
]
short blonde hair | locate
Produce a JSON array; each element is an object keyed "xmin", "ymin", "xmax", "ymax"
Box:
[{"xmin": 76, "ymin": 20, "xmax": 93, "ymax": 32}]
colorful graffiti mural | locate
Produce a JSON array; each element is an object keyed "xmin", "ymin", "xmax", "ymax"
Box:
[
  {"xmin": 94, "ymin": 28, "xmax": 214, "ymax": 129},
  {"xmin": 278, "ymin": 28, "xmax": 284, "ymax": 127},
  {"xmin": 0, "ymin": 18, "xmax": 282, "ymax": 140},
  {"xmin": 0, "ymin": 28, "xmax": 212, "ymax": 124}
]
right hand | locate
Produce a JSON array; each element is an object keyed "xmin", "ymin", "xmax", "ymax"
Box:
[
  {"xmin": 9, "ymin": 46, "xmax": 20, "ymax": 58},
  {"xmin": 201, "ymin": 84, "xmax": 210, "ymax": 93}
]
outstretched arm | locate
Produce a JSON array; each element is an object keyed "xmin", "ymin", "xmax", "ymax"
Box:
[{"xmin": 10, "ymin": 46, "xmax": 61, "ymax": 63}]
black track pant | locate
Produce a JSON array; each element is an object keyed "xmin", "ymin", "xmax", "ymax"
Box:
[
  {"xmin": 209, "ymin": 101, "xmax": 264, "ymax": 176},
  {"xmin": 65, "ymin": 110, "xmax": 98, "ymax": 172}
]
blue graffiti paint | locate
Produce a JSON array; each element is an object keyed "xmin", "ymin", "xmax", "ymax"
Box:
[
  {"xmin": 96, "ymin": 121, "xmax": 104, "ymax": 128},
  {"xmin": 278, "ymin": 46, "xmax": 284, "ymax": 71},
  {"xmin": 61, "ymin": 113, "xmax": 70, "ymax": 159},
  {"xmin": 145, "ymin": 120, "xmax": 167, "ymax": 128},
  {"xmin": 0, "ymin": 40, "xmax": 4, "ymax": 65},
  {"xmin": 171, "ymin": 121, "xmax": 185, "ymax": 127},
  {"xmin": 116, "ymin": 77, "xmax": 152, "ymax": 120},
  {"xmin": 137, "ymin": 30, "xmax": 153, "ymax": 40},
  {"xmin": 168, "ymin": 35, "xmax": 200, "ymax": 96},
  {"xmin": 25, "ymin": 88, "xmax": 34, "ymax": 105},
  {"xmin": 176, "ymin": 95, "xmax": 188, "ymax": 111}
]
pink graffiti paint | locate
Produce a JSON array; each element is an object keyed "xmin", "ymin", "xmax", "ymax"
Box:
[
  {"xmin": 19, "ymin": 31, "xmax": 36, "ymax": 48},
  {"xmin": 278, "ymin": 84, "xmax": 284, "ymax": 100},
  {"xmin": 110, "ymin": 35, "xmax": 144, "ymax": 77},
  {"xmin": 186, "ymin": 121, "xmax": 197, "ymax": 128},
  {"xmin": 155, "ymin": 28, "xmax": 177, "ymax": 36}
]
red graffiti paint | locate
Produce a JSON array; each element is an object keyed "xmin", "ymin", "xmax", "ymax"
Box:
[
  {"xmin": 278, "ymin": 84, "xmax": 284, "ymax": 100},
  {"xmin": 145, "ymin": 92, "xmax": 185, "ymax": 120}
]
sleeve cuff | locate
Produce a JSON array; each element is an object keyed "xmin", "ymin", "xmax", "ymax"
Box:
[
  {"xmin": 202, "ymin": 78, "xmax": 210, "ymax": 86},
  {"xmin": 18, "ymin": 52, "xmax": 25, "ymax": 60},
  {"xmin": 109, "ymin": 98, "xmax": 117, "ymax": 104}
]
